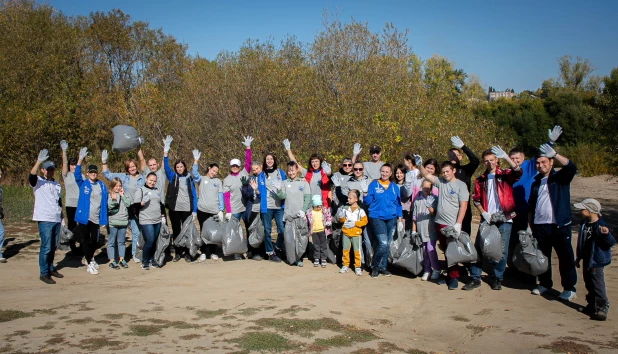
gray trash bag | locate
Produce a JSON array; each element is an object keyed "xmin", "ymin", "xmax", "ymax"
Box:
[
  {"xmin": 248, "ymin": 215, "xmax": 265, "ymax": 248},
  {"xmin": 363, "ymin": 226, "xmax": 375, "ymax": 266},
  {"xmin": 326, "ymin": 228, "xmax": 342, "ymax": 264},
  {"xmin": 111, "ymin": 125, "xmax": 143, "ymax": 153},
  {"xmin": 154, "ymin": 223, "xmax": 171, "ymax": 265},
  {"xmin": 442, "ymin": 226, "xmax": 478, "ymax": 267},
  {"xmin": 222, "ymin": 217, "xmax": 248, "ymax": 256},
  {"xmin": 393, "ymin": 232, "xmax": 424, "ymax": 275},
  {"xmin": 201, "ymin": 217, "xmax": 223, "ymax": 245},
  {"xmin": 57, "ymin": 225, "xmax": 73, "ymax": 251},
  {"xmin": 175, "ymin": 217, "xmax": 199, "ymax": 257},
  {"xmin": 512, "ymin": 230, "xmax": 549, "ymax": 276},
  {"xmin": 490, "ymin": 212, "xmax": 508, "ymax": 224},
  {"xmin": 135, "ymin": 232, "xmax": 146, "ymax": 261},
  {"xmin": 478, "ymin": 222, "xmax": 502, "ymax": 262},
  {"xmin": 284, "ymin": 217, "xmax": 309, "ymax": 264}
]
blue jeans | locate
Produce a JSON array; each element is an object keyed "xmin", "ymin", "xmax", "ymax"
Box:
[
  {"xmin": 130, "ymin": 217, "xmax": 141, "ymax": 257},
  {"xmin": 38, "ymin": 221, "xmax": 60, "ymax": 276},
  {"xmin": 0, "ymin": 219, "xmax": 4, "ymax": 258},
  {"xmin": 139, "ymin": 223, "xmax": 161, "ymax": 266},
  {"xmin": 262, "ymin": 208, "xmax": 284, "ymax": 254},
  {"xmin": 107, "ymin": 226, "xmax": 127, "ymax": 261},
  {"xmin": 369, "ymin": 217, "xmax": 397, "ymax": 270},
  {"xmin": 470, "ymin": 222, "xmax": 512, "ymax": 281}
]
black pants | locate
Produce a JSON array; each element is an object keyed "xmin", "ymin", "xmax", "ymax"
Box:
[
  {"xmin": 66, "ymin": 207, "xmax": 80, "ymax": 253},
  {"xmin": 532, "ymin": 223, "xmax": 577, "ymax": 292},
  {"xmin": 78, "ymin": 221, "xmax": 100, "ymax": 263},
  {"xmin": 197, "ymin": 210, "xmax": 219, "ymax": 257},
  {"xmin": 583, "ymin": 259, "xmax": 608, "ymax": 309},
  {"xmin": 169, "ymin": 210, "xmax": 192, "ymax": 256},
  {"xmin": 312, "ymin": 230, "xmax": 327, "ymax": 262},
  {"xmin": 462, "ymin": 201, "xmax": 472, "ymax": 235}
]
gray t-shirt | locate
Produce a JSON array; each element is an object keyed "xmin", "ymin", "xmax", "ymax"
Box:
[
  {"xmin": 125, "ymin": 176, "xmax": 139, "ymax": 203},
  {"xmin": 282, "ymin": 179, "xmax": 311, "ymax": 218},
  {"xmin": 299, "ymin": 167, "xmax": 323, "ymax": 197},
  {"xmin": 347, "ymin": 176, "xmax": 369, "ymax": 202},
  {"xmin": 412, "ymin": 194, "xmax": 438, "ymax": 242},
  {"xmin": 142, "ymin": 168, "xmax": 166, "ymax": 196},
  {"xmin": 197, "ymin": 176, "xmax": 223, "ymax": 214},
  {"xmin": 134, "ymin": 186, "xmax": 162, "ymax": 225},
  {"xmin": 175, "ymin": 176, "xmax": 191, "ymax": 212},
  {"xmin": 63, "ymin": 172, "xmax": 83, "ymax": 208},
  {"xmin": 223, "ymin": 170, "xmax": 249, "ymax": 214},
  {"xmin": 88, "ymin": 182, "xmax": 102, "ymax": 224},
  {"xmin": 251, "ymin": 182, "xmax": 261, "ymax": 213},
  {"xmin": 434, "ymin": 177, "xmax": 469, "ymax": 226},
  {"xmin": 108, "ymin": 193, "xmax": 130, "ymax": 226},
  {"xmin": 264, "ymin": 171, "xmax": 283, "ymax": 209},
  {"xmin": 363, "ymin": 161, "xmax": 384, "ymax": 182}
]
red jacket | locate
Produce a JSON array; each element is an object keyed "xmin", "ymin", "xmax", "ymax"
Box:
[
  {"xmin": 305, "ymin": 168, "xmax": 331, "ymax": 208},
  {"xmin": 472, "ymin": 166, "xmax": 522, "ymax": 220}
]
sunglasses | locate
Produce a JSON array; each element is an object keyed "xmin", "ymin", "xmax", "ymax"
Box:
[
  {"xmin": 342, "ymin": 163, "xmax": 352, "ymax": 167},
  {"xmin": 354, "ymin": 168, "xmax": 364, "ymax": 171}
]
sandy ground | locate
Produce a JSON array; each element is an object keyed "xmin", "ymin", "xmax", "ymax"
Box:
[{"xmin": 1, "ymin": 175, "xmax": 617, "ymax": 354}]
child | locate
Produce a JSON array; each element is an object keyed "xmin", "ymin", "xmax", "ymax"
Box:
[
  {"xmin": 307, "ymin": 195, "xmax": 332, "ymax": 267},
  {"xmin": 412, "ymin": 179, "xmax": 440, "ymax": 281},
  {"xmin": 107, "ymin": 178, "xmax": 132, "ymax": 269},
  {"xmin": 574, "ymin": 198, "xmax": 615, "ymax": 321},
  {"xmin": 338, "ymin": 189, "xmax": 368, "ymax": 276}
]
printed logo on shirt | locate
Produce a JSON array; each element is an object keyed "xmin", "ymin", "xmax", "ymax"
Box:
[
  {"xmin": 298, "ymin": 186, "xmax": 304, "ymax": 191},
  {"xmin": 83, "ymin": 186, "xmax": 90, "ymax": 195},
  {"xmin": 375, "ymin": 186, "xmax": 385, "ymax": 194}
]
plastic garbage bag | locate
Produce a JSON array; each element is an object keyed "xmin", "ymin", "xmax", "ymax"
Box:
[
  {"xmin": 442, "ymin": 226, "xmax": 478, "ymax": 267},
  {"xmin": 248, "ymin": 215, "xmax": 265, "ymax": 248},
  {"xmin": 201, "ymin": 217, "xmax": 223, "ymax": 245},
  {"xmin": 326, "ymin": 227, "xmax": 342, "ymax": 264},
  {"xmin": 284, "ymin": 217, "xmax": 309, "ymax": 264},
  {"xmin": 394, "ymin": 232, "xmax": 424, "ymax": 275},
  {"xmin": 363, "ymin": 226, "xmax": 374, "ymax": 266},
  {"xmin": 135, "ymin": 232, "xmax": 146, "ymax": 261},
  {"xmin": 512, "ymin": 230, "xmax": 549, "ymax": 276},
  {"xmin": 222, "ymin": 217, "xmax": 247, "ymax": 256},
  {"xmin": 57, "ymin": 225, "xmax": 74, "ymax": 251},
  {"xmin": 490, "ymin": 211, "xmax": 508, "ymax": 224},
  {"xmin": 154, "ymin": 223, "xmax": 171, "ymax": 265},
  {"xmin": 174, "ymin": 217, "xmax": 199, "ymax": 257},
  {"xmin": 111, "ymin": 125, "xmax": 143, "ymax": 153},
  {"xmin": 478, "ymin": 222, "xmax": 502, "ymax": 262}
]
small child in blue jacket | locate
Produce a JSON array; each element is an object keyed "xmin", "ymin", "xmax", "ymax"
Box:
[{"xmin": 574, "ymin": 198, "xmax": 616, "ymax": 321}]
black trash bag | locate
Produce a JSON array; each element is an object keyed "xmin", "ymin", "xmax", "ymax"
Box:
[
  {"xmin": 154, "ymin": 223, "xmax": 171, "ymax": 265},
  {"xmin": 248, "ymin": 215, "xmax": 265, "ymax": 248},
  {"xmin": 442, "ymin": 226, "xmax": 478, "ymax": 267},
  {"xmin": 391, "ymin": 232, "xmax": 424, "ymax": 275},
  {"xmin": 284, "ymin": 217, "xmax": 309, "ymax": 264},
  {"xmin": 512, "ymin": 230, "xmax": 549, "ymax": 276},
  {"xmin": 111, "ymin": 125, "xmax": 143, "ymax": 153},
  {"xmin": 57, "ymin": 225, "xmax": 73, "ymax": 251},
  {"xmin": 201, "ymin": 217, "xmax": 223, "ymax": 245},
  {"xmin": 478, "ymin": 222, "xmax": 502, "ymax": 262},
  {"xmin": 326, "ymin": 227, "xmax": 342, "ymax": 264},
  {"xmin": 222, "ymin": 217, "xmax": 248, "ymax": 256},
  {"xmin": 175, "ymin": 217, "xmax": 199, "ymax": 257},
  {"xmin": 135, "ymin": 232, "xmax": 146, "ymax": 261}
]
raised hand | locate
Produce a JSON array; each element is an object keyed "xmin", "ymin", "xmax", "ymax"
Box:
[
  {"xmin": 163, "ymin": 135, "xmax": 173, "ymax": 153},
  {"xmin": 192, "ymin": 149, "xmax": 201, "ymax": 161},
  {"xmin": 37, "ymin": 149, "xmax": 49, "ymax": 163},
  {"xmin": 539, "ymin": 143, "xmax": 557, "ymax": 158},
  {"xmin": 548, "ymin": 125, "xmax": 563, "ymax": 144},
  {"xmin": 353, "ymin": 143, "xmax": 362, "ymax": 156},
  {"xmin": 450, "ymin": 136, "xmax": 464, "ymax": 149},
  {"xmin": 242, "ymin": 135, "xmax": 254, "ymax": 148},
  {"xmin": 78, "ymin": 147, "xmax": 88, "ymax": 161},
  {"xmin": 59, "ymin": 140, "xmax": 68, "ymax": 152},
  {"xmin": 101, "ymin": 150, "xmax": 108, "ymax": 164},
  {"xmin": 321, "ymin": 161, "xmax": 331, "ymax": 175},
  {"xmin": 283, "ymin": 139, "xmax": 291, "ymax": 151},
  {"xmin": 425, "ymin": 195, "xmax": 435, "ymax": 208},
  {"xmin": 413, "ymin": 154, "xmax": 422, "ymax": 167},
  {"xmin": 491, "ymin": 145, "xmax": 507, "ymax": 159}
]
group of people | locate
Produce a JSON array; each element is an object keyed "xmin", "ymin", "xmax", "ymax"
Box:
[{"xmin": 21, "ymin": 125, "xmax": 614, "ymax": 321}]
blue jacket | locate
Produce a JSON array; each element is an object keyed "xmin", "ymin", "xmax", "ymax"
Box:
[
  {"xmin": 74, "ymin": 165, "xmax": 108, "ymax": 226},
  {"xmin": 164, "ymin": 156, "xmax": 197, "ymax": 212},
  {"xmin": 257, "ymin": 169, "xmax": 286, "ymax": 213},
  {"xmin": 528, "ymin": 160, "xmax": 577, "ymax": 228},
  {"xmin": 576, "ymin": 217, "xmax": 616, "ymax": 268},
  {"xmin": 364, "ymin": 180, "xmax": 402, "ymax": 220},
  {"xmin": 512, "ymin": 158, "xmax": 537, "ymax": 219},
  {"xmin": 101, "ymin": 169, "xmax": 145, "ymax": 190}
]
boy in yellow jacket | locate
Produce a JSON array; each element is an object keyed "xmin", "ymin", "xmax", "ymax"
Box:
[{"xmin": 338, "ymin": 189, "xmax": 368, "ymax": 275}]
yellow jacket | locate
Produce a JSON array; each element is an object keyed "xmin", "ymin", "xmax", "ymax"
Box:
[{"xmin": 338, "ymin": 205, "xmax": 368, "ymax": 237}]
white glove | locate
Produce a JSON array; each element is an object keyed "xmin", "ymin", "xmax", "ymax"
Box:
[
  {"xmin": 321, "ymin": 161, "xmax": 331, "ymax": 175},
  {"xmin": 413, "ymin": 154, "xmax": 422, "ymax": 167},
  {"xmin": 142, "ymin": 192, "xmax": 151, "ymax": 204},
  {"xmin": 353, "ymin": 143, "xmax": 362, "ymax": 156},
  {"xmin": 539, "ymin": 143, "xmax": 557, "ymax": 158},
  {"xmin": 453, "ymin": 223, "xmax": 462, "ymax": 236},
  {"xmin": 482, "ymin": 212, "xmax": 491, "ymax": 223},
  {"xmin": 192, "ymin": 149, "xmax": 201, "ymax": 160},
  {"xmin": 526, "ymin": 226, "xmax": 532, "ymax": 235},
  {"xmin": 491, "ymin": 145, "xmax": 507, "ymax": 159},
  {"xmin": 397, "ymin": 221, "xmax": 404, "ymax": 233},
  {"xmin": 451, "ymin": 136, "xmax": 465, "ymax": 149},
  {"xmin": 359, "ymin": 179, "xmax": 368, "ymax": 193},
  {"xmin": 425, "ymin": 195, "xmax": 435, "ymax": 208},
  {"xmin": 101, "ymin": 149, "xmax": 108, "ymax": 164},
  {"xmin": 282, "ymin": 139, "xmax": 291, "ymax": 151},
  {"xmin": 411, "ymin": 231, "xmax": 419, "ymax": 237},
  {"xmin": 161, "ymin": 216, "xmax": 166, "ymax": 224},
  {"xmin": 78, "ymin": 147, "xmax": 88, "ymax": 160},
  {"xmin": 242, "ymin": 135, "xmax": 254, "ymax": 148},
  {"xmin": 37, "ymin": 149, "xmax": 49, "ymax": 163},
  {"xmin": 217, "ymin": 211, "xmax": 224, "ymax": 220},
  {"xmin": 163, "ymin": 135, "xmax": 173, "ymax": 153},
  {"xmin": 192, "ymin": 212, "xmax": 197, "ymax": 221},
  {"xmin": 296, "ymin": 210, "xmax": 306, "ymax": 219},
  {"xmin": 343, "ymin": 220, "xmax": 355, "ymax": 229},
  {"xmin": 548, "ymin": 125, "xmax": 563, "ymax": 144},
  {"xmin": 332, "ymin": 177, "xmax": 341, "ymax": 187},
  {"xmin": 225, "ymin": 212, "xmax": 232, "ymax": 221},
  {"xmin": 59, "ymin": 140, "xmax": 68, "ymax": 151},
  {"xmin": 61, "ymin": 218, "xmax": 66, "ymax": 227}
]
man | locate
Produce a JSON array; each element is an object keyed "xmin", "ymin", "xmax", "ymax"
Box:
[
  {"xmin": 416, "ymin": 155, "xmax": 469, "ymax": 290},
  {"xmin": 528, "ymin": 143, "xmax": 578, "ymax": 301},
  {"xmin": 139, "ymin": 147, "xmax": 167, "ymax": 196},
  {"xmin": 462, "ymin": 146, "xmax": 521, "ymax": 291},
  {"xmin": 29, "ymin": 149, "xmax": 64, "ymax": 284},
  {"xmin": 448, "ymin": 136, "xmax": 480, "ymax": 236},
  {"xmin": 351, "ymin": 143, "xmax": 384, "ymax": 181}
]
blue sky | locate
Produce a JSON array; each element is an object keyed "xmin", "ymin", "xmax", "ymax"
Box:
[{"xmin": 48, "ymin": 0, "xmax": 617, "ymax": 92}]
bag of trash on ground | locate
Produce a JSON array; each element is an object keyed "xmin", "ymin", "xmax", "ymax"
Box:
[
  {"xmin": 248, "ymin": 215, "xmax": 265, "ymax": 248},
  {"xmin": 201, "ymin": 216, "xmax": 223, "ymax": 245},
  {"xmin": 222, "ymin": 217, "xmax": 248, "ymax": 256},
  {"xmin": 57, "ymin": 225, "xmax": 74, "ymax": 251},
  {"xmin": 284, "ymin": 216, "xmax": 309, "ymax": 264},
  {"xmin": 154, "ymin": 223, "xmax": 171, "ymax": 265},
  {"xmin": 442, "ymin": 226, "xmax": 478, "ymax": 267},
  {"xmin": 478, "ymin": 222, "xmax": 502, "ymax": 262},
  {"xmin": 512, "ymin": 230, "xmax": 549, "ymax": 276}
]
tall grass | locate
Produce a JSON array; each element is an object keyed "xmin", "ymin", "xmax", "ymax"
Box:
[{"xmin": 2, "ymin": 185, "xmax": 34, "ymax": 224}]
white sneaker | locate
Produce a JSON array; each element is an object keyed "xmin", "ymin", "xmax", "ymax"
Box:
[
  {"xmin": 430, "ymin": 270, "xmax": 441, "ymax": 280},
  {"xmin": 421, "ymin": 272, "xmax": 430, "ymax": 281},
  {"xmin": 355, "ymin": 268, "xmax": 362, "ymax": 276},
  {"xmin": 91, "ymin": 261, "xmax": 99, "ymax": 270},
  {"xmin": 0, "ymin": 257, "xmax": 7, "ymax": 263},
  {"xmin": 210, "ymin": 254, "xmax": 219, "ymax": 260},
  {"xmin": 199, "ymin": 254, "xmax": 207, "ymax": 262},
  {"xmin": 133, "ymin": 257, "xmax": 141, "ymax": 264},
  {"xmin": 531, "ymin": 285, "xmax": 549, "ymax": 296},
  {"xmin": 339, "ymin": 266, "xmax": 349, "ymax": 274},
  {"xmin": 558, "ymin": 290, "xmax": 577, "ymax": 302},
  {"xmin": 87, "ymin": 264, "xmax": 99, "ymax": 275}
]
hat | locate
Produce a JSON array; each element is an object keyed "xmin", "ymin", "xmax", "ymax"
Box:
[
  {"xmin": 312, "ymin": 195, "xmax": 322, "ymax": 207},
  {"xmin": 41, "ymin": 161, "xmax": 55, "ymax": 170},
  {"xmin": 229, "ymin": 159, "xmax": 241, "ymax": 167},
  {"xmin": 369, "ymin": 145, "xmax": 381, "ymax": 154},
  {"xmin": 573, "ymin": 198, "xmax": 602, "ymax": 216},
  {"xmin": 87, "ymin": 165, "xmax": 98, "ymax": 173}
]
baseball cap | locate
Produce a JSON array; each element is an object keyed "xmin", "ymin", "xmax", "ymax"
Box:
[
  {"xmin": 229, "ymin": 159, "xmax": 241, "ymax": 167},
  {"xmin": 312, "ymin": 195, "xmax": 322, "ymax": 207},
  {"xmin": 41, "ymin": 161, "xmax": 55, "ymax": 170},
  {"xmin": 573, "ymin": 198, "xmax": 602, "ymax": 216},
  {"xmin": 87, "ymin": 165, "xmax": 98, "ymax": 173},
  {"xmin": 369, "ymin": 145, "xmax": 381, "ymax": 154}
]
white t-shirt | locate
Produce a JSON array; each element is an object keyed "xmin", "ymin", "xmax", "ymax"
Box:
[
  {"xmin": 534, "ymin": 177, "xmax": 555, "ymax": 224},
  {"xmin": 486, "ymin": 174, "xmax": 511, "ymax": 223},
  {"xmin": 32, "ymin": 176, "xmax": 62, "ymax": 223}
]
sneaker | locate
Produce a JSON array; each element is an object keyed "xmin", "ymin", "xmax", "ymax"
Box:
[
  {"xmin": 339, "ymin": 266, "xmax": 349, "ymax": 274},
  {"xmin": 252, "ymin": 254, "xmax": 263, "ymax": 261},
  {"xmin": 210, "ymin": 254, "xmax": 219, "ymax": 261},
  {"xmin": 490, "ymin": 279, "xmax": 502, "ymax": 291},
  {"xmin": 233, "ymin": 254, "xmax": 243, "ymax": 261},
  {"xmin": 92, "ymin": 261, "xmax": 99, "ymax": 270},
  {"xmin": 133, "ymin": 257, "xmax": 141, "ymax": 264},
  {"xmin": 173, "ymin": 253, "xmax": 182, "ymax": 262},
  {"xmin": 447, "ymin": 278, "xmax": 459, "ymax": 290},
  {"xmin": 558, "ymin": 290, "xmax": 576, "ymax": 302},
  {"xmin": 40, "ymin": 275, "xmax": 56, "ymax": 284},
  {"xmin": 355, "ymin": 268, "xmax": 362, "ymax": 276},
  {"xmin": 321, "ymin": 261, "xmax": 327, "ymax": 268},
  {"xmin": 108, "ymin": 262, "xmax": 120, "ymax": 270},
  {"xmin": 430, "ymin": 270, "xmax": 441, "ymax": 280},
  {"xmin": 313, "ymin": 260, "xmax": 319, "ymax": 267},
  {"xmin": 269, "ymin": 254, "xmax": 282, "ymax": 263},
  {"xmin": 421, "ymin": 272, "xmax": 430, "ymax": 281},
  {"xmin": 531, "ymin": 285, "xmax": 549, "ymax": 296},
  {"xmin": 199, "ymin": 254, "xmax": 207, "ymax": 262},
  {"xmin": 50, "ymin": 270, "xmax": 64, "ymax": 278},
  {"xmin": 371, "ymin": 269, "xmax": 379, "ymax": 278},
  {"xmin": 87, "ymin": 264, "xmax": 99, "ymax": 275},
  {"xmin": 185, "ymin": 255, "xmax": 193, "ymax": 263},
  {"xmin": 119, "ymin": 260, "xmax": 129, "ymax": 269},
  {"xmin": 0, "ymin": 257, "xmax": 7, "ymax": 263},
  {"xmin": 462, "ymin": 279, "xmax": 481, "ymax": 291},
  {"xmin": 296, "ymin": 260, "xmax": 303, "ymax": 267},
  {"xmin": 141, "ymin": 264, "xmax": 150, "ymax": 270},
  {"xmin": 596, "ymin": 309, "xmax": 608, "ymax": 321},
  {"xmin": 378, "ymin": 269, "xmax": 391, "ymax": 277},
  {"xmin": 150, "ymin": 261, "xmax": 160, "ymax": 269}
]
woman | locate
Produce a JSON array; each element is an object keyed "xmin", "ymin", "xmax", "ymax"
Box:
[
  {"xmin": 192, "ymin": 150, "xmax": 224, "ymax": 261},
  {"xmin": 162, "ymin": 136, "xmax": 198, "ymax": 263},
  {"xmin": 247, "ymin": 162, "xmax": 265, "ymax": 260},
  {"xmin": 74, "ymin": 147, "xmax": 108, "ymax": 275},
  {"xmin": 410, "ymin": 158, "xmax": 440, "ymax": 202},
  {"xmin": 331, "ymin": 158, "xmax": 354, "ymax": 217},
  {"xmin": 134, "ymin": 172, "xmax": 165, "ymax": 270},
  {"xmin": 60, "ymin": 140, "xmax": 83, "ymax": 254},
  {"xmin": 101, "ymin": 147, "xmax": 145, "ymax": 263},
  {"xmin": 107, "ymin": 178, "xmax": 131, "ymax": 269},
  {"xmin": 364, "ymin": 164, "xmax": 402, "ymax": 279},
  {"xmin": 394, "ymin": 164, "xmax": 413, "ymax": 230},
  {"xmin": 283, "ymin": 139, "xmax": 331, "ymax": 208},
  {"xmin": 256, "ymin": 153, "xmax": 285, "ymax": 262}
]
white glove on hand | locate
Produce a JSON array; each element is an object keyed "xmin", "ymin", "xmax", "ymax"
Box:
[
  {"xmin": 142, "ymin": 192, "xmax": 151, "ymax": 204},
  {"xmin": 548, "ymin": 125, "xmax": 563, "ymax": 144},
  {"xmin": 217, "ymin": 211, "xmax": 224, "ymax": 220},
  {"xmin": 332, "ymin": 177, "xmax": 341, "ymax": 187},
  {"xmin": 359, "ymin": 179, "xmax": 368, "ymax": 193},
  {"xmin": 225, "ymin": 212, "xmax": 232, "ymax": 221},
  {"xmin": 397, "ymin": 221, "xmax": 404, "ymax": 233},
  {"xmin": 59, "ymin": 140, "xmax": 68, "ymax": 152},
  {"xmin": 163, "ymin": 135, "xmax": 173, "ymax": 153},
  {"xmin": 343, "ymin": 220, "xmax": 355, "ymax": 229},
  {"xmin": 283, "ymin": 139, "xmax": 291, "ymax": 151},
  {"xmin": 425, "ymin": 195, "xmax": 435, "ymax": 208},
  {"xmin": 192, "ymin": 149, "xmax": 201, "ymax": 160},
  {"xmin": 353, "ymin": 143, "xmax": 362, "ymax": 156},
  {"xmin": 61, "ymin": 218, "xmax": 66, "ymax": 227},
  {"xmin": 482, "ymin": 212, "xmax": 491, "ymax": 223},
  {"xmin": 321, "ymin": 161, "xmax": 331, "ymax": 175},
  {"xmin": 242, "ymin": 135, "xmax": 254, "ymax": 148},
  {"xmin": 451, "ymin": 136, "xmax": 465, "ymax": 149},
  {"xmin": 78, "ymin": 147, "xmax": 88, "ymax": 160},
  {"xmin": 101, "ymin": 149, "xmax": 108, "ymax": 164},
  {"xmin": 539, "ymin": 143, "xmax": 557, "ymax": 158},
  {"xmin": 413, "ymin": 154, "xmax": 422, "ymax": 167},
  {"xmin": 453, "ymin": 223, "xmax": 462, "ymax": 236},
  {"xmin": 491, "ymin": 145, "xmax": 507, "ymax": 159},
  {"xmin": 192, "ymin": 212, "xmax": 197, "ymax": 221},
  {"xmin": 296, "ymin": 210, "xmax": 306, "ymax": 219},
  {"xmin": 161, "ymin": 216, "xmax": 166, "ymax": 224},
  {"xmin": 37, "ymin": 149, "xmax": 49, "ymax": 163}
]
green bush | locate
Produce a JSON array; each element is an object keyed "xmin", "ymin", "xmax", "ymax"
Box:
[{"xmin": 557, "ymin": 143, "xmax": 614, "ymax": 177}]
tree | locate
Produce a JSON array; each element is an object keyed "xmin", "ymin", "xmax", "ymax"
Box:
[{"xmin": 557, "ymin": 55, "xmax": 595, "ymax": 91}]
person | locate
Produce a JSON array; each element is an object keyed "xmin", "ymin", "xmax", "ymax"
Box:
[
  {"xmin": 528, "ymin": 143, "xmax": 578, "ymax": 301},
  {"xmin": 331, "ymin": 157, "xmax": 354, "ymax": 217},
  {"xmin": 394, "ymin": 164, "xmax": 413, "ymax": 230},
  {"xmin": 162, "ymin": 136, "xmax": 198, "ymax": 263},
  {"xmin": 59, "ymin": 140, "xmax": 82, "ymax": 254},
  {"xmin": 133, "ymin": 172, "xmax": 165, "ymax": 270},
  {"xmin": 351, "ymin": 143, "xmax": 384, "ymax": 181},
  {"xmin": 107, "ymin": 178, "xmax": 131, "ymax": 269},
  {"xmin": 256, "ymin": 153, "xmax": 285, "ymax": 263},
  {"xmin": 448, "ymin": 136, "xmax": 480, "ymax": 236},
  {"xmin": 364, "ymin": 164, "xmax": 402, "ymax": 279},
  {"xmin": 101, "ymin": 148, "xmax": 145, "ymax": 263},
  {"xmin": 74, "ymin": 147, "xmax": 108, "ymax": 275},
  {"xmin": 412, "ymin": 179, "xmax": 439, "ymax": 281},
  {"xmin": 283, "ymin": 139, "xmax": 331, "ymax": 208},
  {"xmin": 140, "ymin": 153, "xmax": 167, "ymax": 198},
  {"xmin": 463, "ymin": 146, "xmax": 521, "ymax": 291},
  {"xmin": 192, "ymin": 151, "xmax": 224, "ymax": 261},
  {"xmin": 306, "ymin": 194, "xmax": 332, "ymax": 268},
  {"xmin": 416, "ymin": 155, "xmax": 469, "ymax": 290},
  {"xmin": 337, "ymin": 189, "xmax": 368, "ymax": 276},
  {"xmin": 574, "ymin": 198, "xmax": 615, "ymax": 321},
  {"xmin": 404, "ymin": 154, "xmax": 421, "ymax": 202},
  {"xmin": 347, "ymin": 161, "xmax": 371, "ymax": 268},
  {"xmin": 410, "ymin": 159, "xmax": 439, "ymax": 202},
  {"xmin": 0, "ymin": 167, "xmax": 5, "ymax": 263},
  {"xmin": 29, "ymin": 149, "xmax": 64, "ymax": 284},
  {"xmin": 247, "ymin": 162, "xmax": 265, "ymax": 260}
]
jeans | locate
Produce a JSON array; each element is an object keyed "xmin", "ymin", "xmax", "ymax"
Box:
[
  {"xmin": 130, "ymin": 217, "xmax": 140, "ymax": 257},
  {"xmin": 262, "ymin": 208, "xmax": 284, "ymax": 254},
  {"xmin": 369, "ymin": 217, "xmax": 397, "ymax": 270},
  {"xmin": 583, "ymin": 261, "xmax": 608, "ymax": 309},
  {"xmin": 470, "ymin": 222, "xmax": 512, "ymax": 281},
  {"xmin": 0, "ymin": 219, "xmax": 4, "ymax": 258},
  {"xmin": 107, "ymin": 226, "xmax": 127, "ymax": 261},
  {"xmin": 140, "ymin": 223, "xmax": 161, "ymax": 266},
  {"xmin": 533, "ymin": 223, "xmax": 577, "ymax": 292},
  {"xmin": 38, "ymin": 221, "xmax": 60, "ymax": 276}
]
